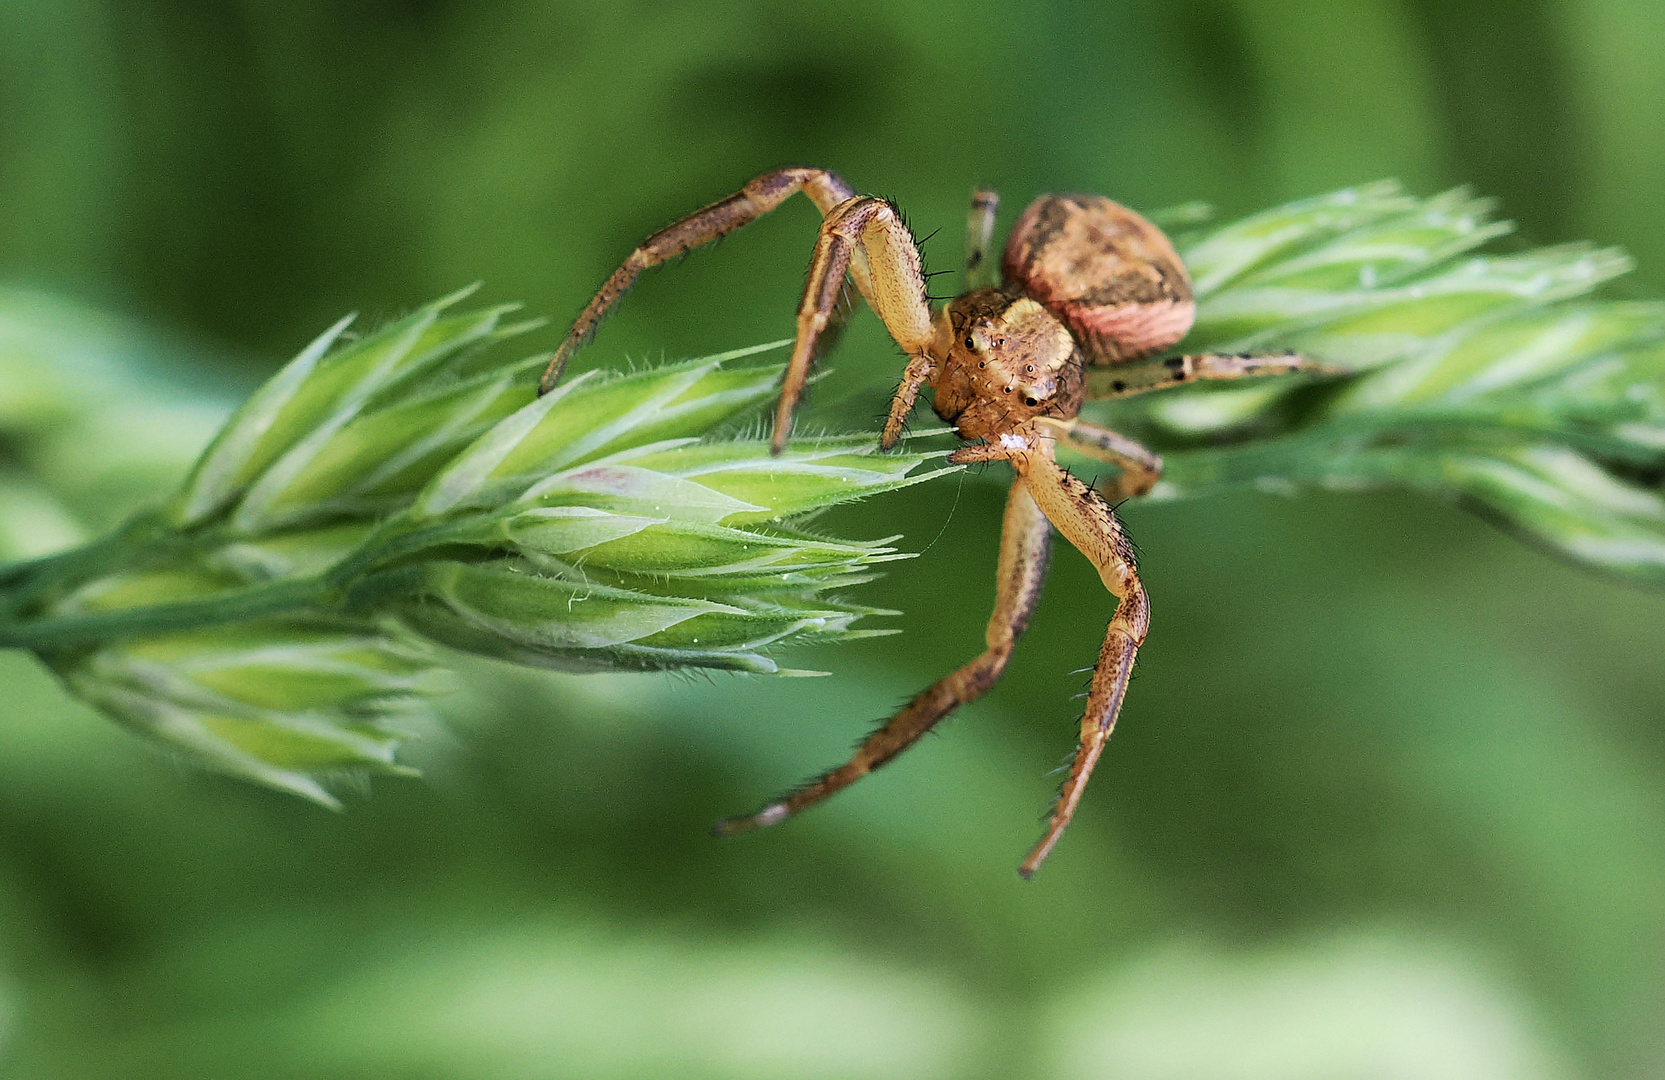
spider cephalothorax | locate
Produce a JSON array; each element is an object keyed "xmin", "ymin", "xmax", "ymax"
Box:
[
  {"xmin": 930, "ymin": 291, "xmax": 1084, "ymax": 435},
  {"xmin": 541, "ymin": 168, "xmax": 1321, "ymax": 876}
]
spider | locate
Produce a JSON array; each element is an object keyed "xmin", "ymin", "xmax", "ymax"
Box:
[{"xmin": 539, "ymin": 167, "xmax": 1325, "ymax": 876}]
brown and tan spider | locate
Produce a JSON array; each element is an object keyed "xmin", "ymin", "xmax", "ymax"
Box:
[{"xmin": 539, "ymin": 167, "xmax": 1325, "ymax": 876}]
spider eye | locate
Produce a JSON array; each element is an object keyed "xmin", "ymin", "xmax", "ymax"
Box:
[
  {"xmin": 964, "ymin": 336, "xmax": 976, "ymax": 350},
  {"xmin": 1024, "ymin": 397, "xmax": 1038, "ymax": 406}
]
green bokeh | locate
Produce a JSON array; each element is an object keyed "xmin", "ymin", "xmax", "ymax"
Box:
[{"xmin": 2, "ymin": 1, "xmax": 1663, "ymax": 1076}]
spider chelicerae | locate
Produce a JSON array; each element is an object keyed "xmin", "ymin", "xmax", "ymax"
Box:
[{"xmin": 540, "ymin": 167, "xmax": 1326, "ymax": 876}]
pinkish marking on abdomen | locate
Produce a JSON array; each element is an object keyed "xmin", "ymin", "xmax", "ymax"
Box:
[{"xmin": 1068, "ymin": 298, "xmax": 1196, "ymax": 361}]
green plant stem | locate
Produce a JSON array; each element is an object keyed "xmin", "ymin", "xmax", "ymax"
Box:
[
  {"xmin": 0, "ymin": 576, "xmax": 332, "ymax": 650},
  {"xmin": 320, "ymin": 516, "xmax": 482, "ymax": 588},
  {"xmin": 0, "ymin": 491, "xmax": 507, "ymax": 652},
  {"xmin": 0, "ymin": 508, "xmax": 495, "ymax": 652},
  {"xmin": 0, "ymin": 512, "xmax": 175, "ymax": 616}
]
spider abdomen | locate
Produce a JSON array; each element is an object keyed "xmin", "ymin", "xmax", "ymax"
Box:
[{"xmin": 1002, "ymin": 195, "xmax": 1195, "ymax": 364}]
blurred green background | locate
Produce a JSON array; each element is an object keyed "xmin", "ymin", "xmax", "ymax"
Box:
[{"xmin": 3, "ymin": 1, "xmax": 1665, "ymax": 1076}]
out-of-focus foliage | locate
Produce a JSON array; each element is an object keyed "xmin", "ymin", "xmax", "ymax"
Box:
[
  {"xmin": 2, "ymin": 2, "xmax": 1664, "ymax": 1079},
  {"xmin": 0, "ymin": 288, "xmax": 229, "ymax": 557}
]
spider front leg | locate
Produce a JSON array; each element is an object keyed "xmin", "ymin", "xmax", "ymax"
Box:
[
  {"xmin": 713, "ymin": 475, "xmax": 1052, "ymax": 837},
  {"xmin": 949, "ymin": 436, "xmax": 1149, "ymax": 876},
  {"xmin": 540, "ymin": 167, "xmax": 872, "ymax": 394},
  {"xmin": 776, "ymin": 195, "xmax": 937, "ymax": 453},
  {"xmin": 1016, "ymin": 453, "xmax": 1149, "ymax": 876},
  {"xmin": 1085, "ymin": 351, "xmax": 1334, "ymax": 399}
]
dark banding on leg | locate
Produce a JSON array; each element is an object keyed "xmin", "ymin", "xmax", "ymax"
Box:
[
  {"xmin": 1015, "ymin": 451, "xmax": 1149, "ymax": 877},
  {"xmin": 1084, "ymin": 351, "xmax": 1333, "ymax": 400},
  {"xmin": 540, "ymin": 167, "xmax": 865, "ymax": 394},
  {"xmin": 772, "ymin": 196, "xmax": 936, "ymax": 454},
  {"xmin": 965, "ymin": 186, "xmax": 1000, "ymax": 290},
  {"xmin": 1037, "ymin": 416, "xmax": 1163, "ymax": 501},
  {"xmin": 713, "ymin": 476, "xmax": 1052, "ymax": 835}
]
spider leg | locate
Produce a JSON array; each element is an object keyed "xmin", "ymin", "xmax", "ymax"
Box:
[
  {"xmin": 774, "ymin": 195, "xmax": 937, "ymax": 454},
  {"xmin": 1084, "ymin": 351, "xmax": 1336, "ymax": 400},
  {"xmin": 965, "ymin": 187, "xmax": 1000, "ymax": 289},
  {"xmin": 977, "ymin": 440, "xmax": 1148, "ymax": 877},
  {"xmin": 882, "ymin": 352, "xmax": 938, "ymax": 449},
  {"xmin": 539, "ymin": 167, "xmax": 872, "ymax": 394},
  {"xmin": 713, "ymin": 476, "xmax": 1051, "ymax": 837},
  {"xmin": 1036, "ymin": 416, "xmax": 1163, "ymax": 501}
]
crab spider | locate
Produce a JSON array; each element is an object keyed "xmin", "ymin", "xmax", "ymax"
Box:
[{"xmin": 541, "ymin": 167, "xmax": 1328, "ymax": 876}]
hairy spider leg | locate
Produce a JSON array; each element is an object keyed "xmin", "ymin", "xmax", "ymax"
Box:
[
  {"xmin": 1017, "ymin": 450, "xmax": 1148, "ymax": 876},
  {"xmin": 1084, "ymin": 351, "xmax": 1330, "ymax": 399},
  {"xmin": 775, "ymin": 195, "xmax": 936, "ymax": 454},
  {"xmin": 712, "ymin": 476, "xmax": 1052, "ymax": 837},
  {"xmin": 867, "ymin": 185, "xmax": 1054, "ymax": 449},
  {"xmin": 539, "ymin": 167, "xmax": 869, "ymax": 395},
  {"xmin": 1063, "ymin": 353, "xmax": 1338, "ymax": 499},
  {"xmin": 965, "ymin": 187, "xmax": 1001, "ymax": 289},
  {"xmin": 1037, "ymin": 416, "xmax": 1164, "ymax": 501},
  {"xmin": 882, "ymin": 352, "xmax": 938, "ymax": 450},
  {"xmin": 948, "ymin": 435, "xmax": 1148, "ymax": 876}
]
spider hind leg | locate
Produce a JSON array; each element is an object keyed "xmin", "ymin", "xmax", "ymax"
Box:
[{"xmin": 1084, "ymin": 351, "xmax": 1334, "ymax": 399}]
